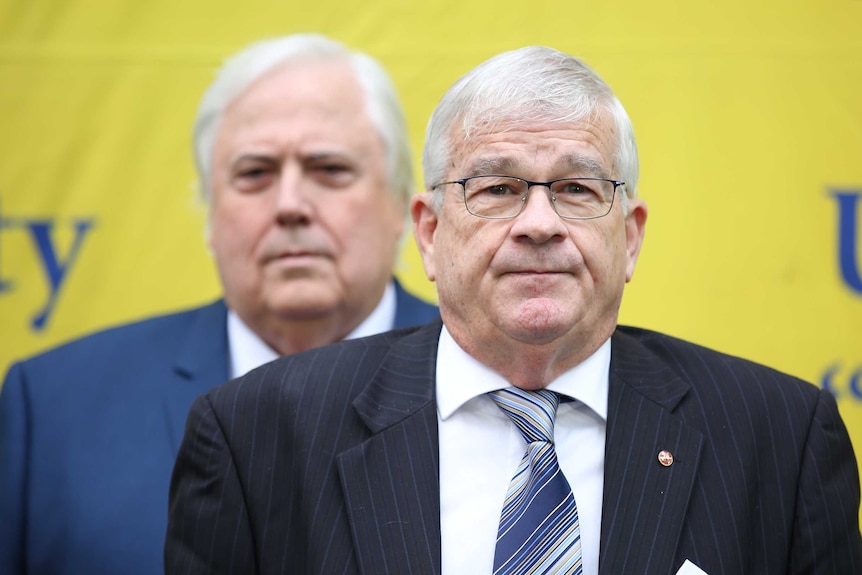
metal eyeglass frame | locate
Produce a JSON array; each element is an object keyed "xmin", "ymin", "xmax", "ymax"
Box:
[{"xmin": 433, "ymin": 175, "xmax": 626, "ymax": 220}]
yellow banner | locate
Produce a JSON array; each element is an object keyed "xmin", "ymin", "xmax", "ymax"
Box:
[{"xmin": 1, "ymin": 0, "xmax": 860, "ymax": 507}]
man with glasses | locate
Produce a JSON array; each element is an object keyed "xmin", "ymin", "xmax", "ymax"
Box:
[
  {"xmin": 165, "ymin": 45, "xmax": 861, "ymax": 574},
  {"xmin": 0, "ymin": 34, "xmax": 438, "ymax": 575}
]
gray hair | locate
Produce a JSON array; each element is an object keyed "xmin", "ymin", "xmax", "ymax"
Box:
[
  {"xmin": 194, "ymin": 34, "xmax": 413, "ymax": 208},
  {"xmin": 423, "ymin": 46, "xmax": 638, "ymax": 212}
]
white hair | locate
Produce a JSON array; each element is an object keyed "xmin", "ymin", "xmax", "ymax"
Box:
[
  {"xmin": 193, "ymin": 34, "xmax": 413, "ymax": 208},
  {"xmin": 423, "ymin": 46, "xmax": 638, "ymax": 212}
]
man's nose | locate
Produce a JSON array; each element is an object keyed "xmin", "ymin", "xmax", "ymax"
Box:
[
  {"xmin": 510, "ymin": 185, "xmax": 567, "ymax": 241},
  {"xmin": 274, "ymin": 167, "xmax": 314, "ymax": 225}
]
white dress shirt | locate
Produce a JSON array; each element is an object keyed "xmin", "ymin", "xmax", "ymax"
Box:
[
  {"xmin": 437, "ymin": 325, "xmax": 609, "ymax": 575},
  {"xmin": 227, "ymin": 281, "xmax": 397, "ymax": 379}
]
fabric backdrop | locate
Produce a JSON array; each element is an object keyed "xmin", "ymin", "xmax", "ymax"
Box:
[{"xmin": 1, "ymin": 0, "xmax": 860, "ymax": 517}]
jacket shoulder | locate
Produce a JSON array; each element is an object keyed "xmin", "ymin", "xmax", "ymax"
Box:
[
  {"xmin": 5, "ymin": 301, "xmax": 226, "ymax": 384},
  {"xmin": 207, "ymin": 321, "xmax": 438, "ymax": 410},
  {"xmin": 613, "ymin": 325, "xmax": 820, "ymax": 405}
]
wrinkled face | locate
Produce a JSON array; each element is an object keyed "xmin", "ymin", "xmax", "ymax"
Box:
[
  {"xmin": 413, "ymin": 113, "xmax": 646, "ymax": 357},
  {"xmin": 208, "ymin": 60, "xmax": 404, "ymax": 337}
]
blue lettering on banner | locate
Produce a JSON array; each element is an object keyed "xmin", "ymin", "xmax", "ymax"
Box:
[
  {"xmin": 0, "ymin": 199, "xmax": 96, "ymax": 331},
  {"xmin": 831, "ymin": 189, "xmax": 862, "ymax": 295},
  {"xmin": 822, "ymin": 190, "xmax": 862, "ymax": 403},
  {"xmin": 822, "ymin": 363, "xmax": 862, "ymax": 401}
]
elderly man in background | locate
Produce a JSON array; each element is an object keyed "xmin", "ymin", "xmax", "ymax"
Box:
[
  {"xmin": 0, "ymin": 33, "xmax": 437, "ymax": 575},
  {"xmin": 165, "ymin": 45, "xmax": 860, "ymax": 574}
]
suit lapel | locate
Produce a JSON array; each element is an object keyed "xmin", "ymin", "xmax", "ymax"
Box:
[
  {"xmin": 599, "ymin": 329, "xmax": 704, "ymax": 575},
  {"xmin": 333, "ymin": 322, "xmax": 703, "ymax": 574},
  {"xmin": 163, "ymin": 300, "xmax": 230, "ymax": 454},
  {"xmin": 337, "ymin": 322, "xmax": 443, "ymax": 575}
]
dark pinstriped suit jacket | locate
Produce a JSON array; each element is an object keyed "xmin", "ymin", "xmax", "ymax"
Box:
[{"xmin": 165, "ymin": 321, "xmax": 862, "ymax": 574}]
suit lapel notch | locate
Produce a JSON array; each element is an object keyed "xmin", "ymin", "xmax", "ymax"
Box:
[
  {"xmin": 337, "ymin": 322, "xmax": 443, "ymax": 574},
  {"xmin": 163, "ymin": 301, "xmax": 229, "ymax": 453},
  {"xmin": 352, "ymin": 322, "xmax": 441, "ymax": 433},
  {"xmin": 599, "ymin": 329, "xmax": 704, "ymax": 574}
]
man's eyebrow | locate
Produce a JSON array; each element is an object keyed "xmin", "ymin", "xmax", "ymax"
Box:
[
  {"xmin": 464, "ymin": 156, "xmax": 518, "ymax": 175},
  {"xmin": 230, "ymin": 154, "xmax": 277, "ymax": 168},
  {"xmin": 558, "ymin": 155, "xmax": 609, "ymax": 178},
  {"xmin": 304, "ymin": 151, "xmax": 358, "ymax": 163}
]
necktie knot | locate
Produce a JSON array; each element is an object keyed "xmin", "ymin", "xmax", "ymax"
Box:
[{"xmin": 489, "ymin": 388, "xmax": 560, "ymax": 445}]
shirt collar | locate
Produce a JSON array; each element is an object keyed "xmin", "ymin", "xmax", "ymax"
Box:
[
  {"xmin": 435, "ymin": 324, "xmax": 609, "ymax": 421},
  {"xmin": 227, "ymin": 281, "xmax": 396, "ymax": 379},
  {"xmin": 345, "ymin": 281, "xmax": 396, "ymax": 340}
]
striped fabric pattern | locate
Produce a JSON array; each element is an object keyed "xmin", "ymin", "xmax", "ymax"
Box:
[
  {"xmin": 489, "ymin": 388, "xmax": 583, "ymax": 575},
  {"xmin": 163, "ymin": 322, "xmax": 862, "ymax": 574}
]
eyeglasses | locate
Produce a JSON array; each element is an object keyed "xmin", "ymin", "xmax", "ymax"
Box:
[{"xmin": 433, "ymin": 175, "xmax": 624, "ymax": 220}]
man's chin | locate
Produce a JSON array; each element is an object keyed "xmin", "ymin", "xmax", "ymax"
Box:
[
  {"xmin": 272, "ymin": 302, "xmax": 338, "ymax": 321},
  {"xmin": 504, "ymin": 298, "xmax": 577, "ymax": 344},
  {"xmin": 266, "ymin": 258, "xmax": 333, "ymax": 279},
  {"xmin": 265, "ymin": 284, "xmax": 341, "ymax": 321}
]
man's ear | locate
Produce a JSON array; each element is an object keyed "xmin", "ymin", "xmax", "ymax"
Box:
[
  {"xmin": 624, "ymin": 198, "xmax": 648, "ymax": 283},
  {"xmin": 411, "ymin": 192, "xmax": 439, "ymax": 282}
]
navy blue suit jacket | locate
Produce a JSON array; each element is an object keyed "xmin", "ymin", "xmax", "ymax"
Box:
[
  {"xmin": 0, "ymin": 282, "xmax": 438, "ymax": 575},
  {"xmin": 165, "ymin": 321, "xmax": 861, "ymax": 574}
]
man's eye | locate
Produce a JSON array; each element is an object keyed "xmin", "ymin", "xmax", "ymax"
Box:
[
  {"xmin": 312, "ymin": 163, "xmax": 357, "ymax": 188},
  {"xmin": 558, "ymin": 182, "xmax": 590, "ymax": 194},
  {"xmin": 232, "ymin": 166, "xmax": 275, "ymax": 192},
  {"xmin": 318, "ymin": 164, "xmax": 349, "ymax": 175},
  {"xmin": 238, "ymin": 168, "xmax": 269, "ymax": 179},
  {"xmin": 484, "ymin": 184, "xmax": 516, "ymax": 196}
]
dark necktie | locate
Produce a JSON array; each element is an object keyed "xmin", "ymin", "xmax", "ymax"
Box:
[{"xmin": 488, "ymin": 387, "xmax": 583, "ymax": 575}]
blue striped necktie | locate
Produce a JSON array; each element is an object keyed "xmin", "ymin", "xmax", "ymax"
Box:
[{"xmin": 489, "ymin": 388, "xmax": 583, "ymax": 575}]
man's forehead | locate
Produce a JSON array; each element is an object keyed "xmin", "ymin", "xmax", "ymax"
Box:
[
  {"xmin": 447, "ymin": 115, "xmax": 616, "ymax": 176},
  {"xmin": 214, "ymin": 63, "xmax": 382, "ymax": 163},
  {"xmin": 462, "ymin": 154, "xmax": 610, "ymax": 178}
]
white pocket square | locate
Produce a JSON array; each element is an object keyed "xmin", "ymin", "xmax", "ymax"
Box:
[{"xmin": 675, "ymin": 559, "xmax": 708, "ymax": 575}]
